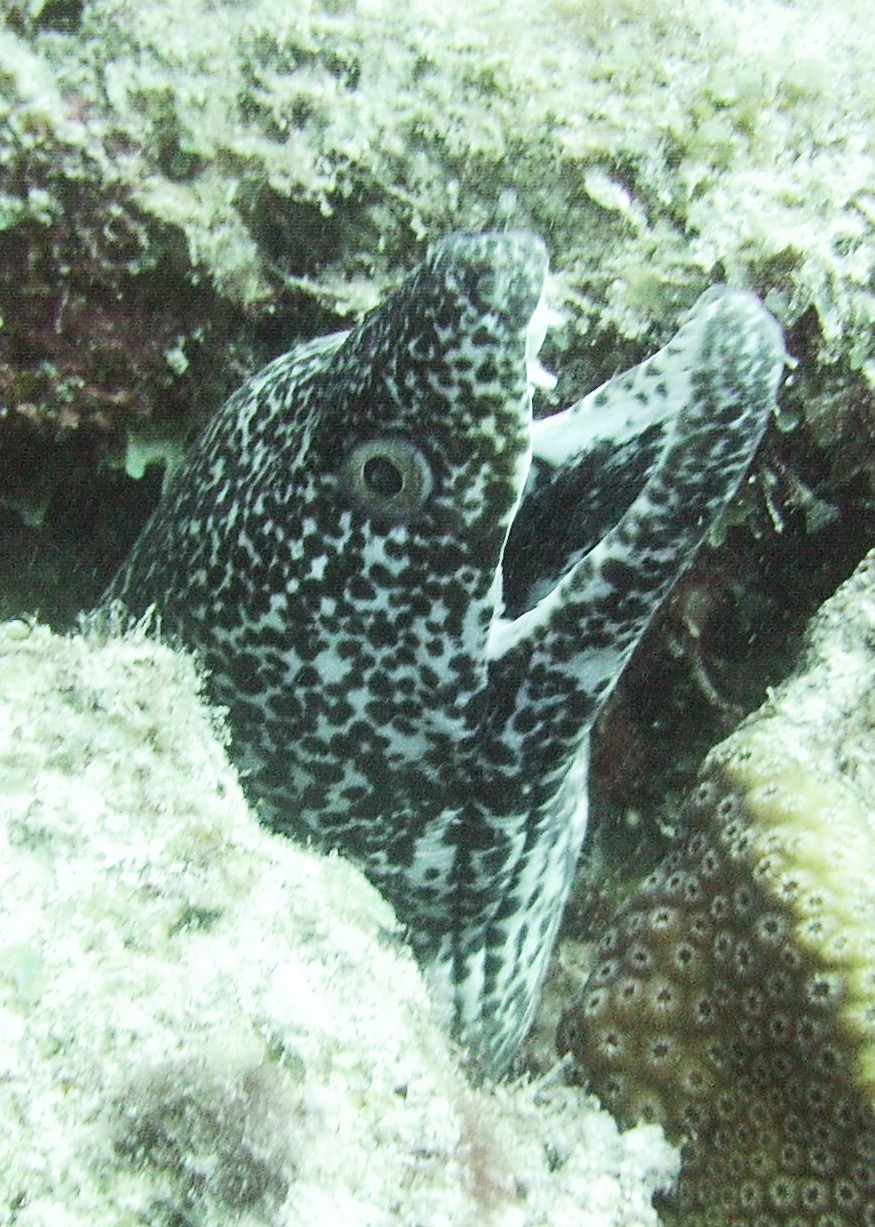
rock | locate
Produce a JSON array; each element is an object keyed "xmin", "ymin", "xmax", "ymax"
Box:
[{"xmin": 0, "ymin": 617, "xmax": 677, "ymax": 1225}]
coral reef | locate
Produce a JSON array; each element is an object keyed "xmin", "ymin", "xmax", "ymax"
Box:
[
  {"xmin": 2, "ymin": 0, "xmax": 874, "ymax": 629},
  {"xmin": 558, "ymin": 548, "xmax": 875, "ymax": 1225},
  {"xmin": 0, "ymin": 616, "xmax": 678, "ymax": 1225},
  {"xmin": 8, "ymin": 0, "xmax": 875, "ymax": 351},
  {"xmin": 2, "ymin": 5, "xmax": 874, "ymax": 1215}
]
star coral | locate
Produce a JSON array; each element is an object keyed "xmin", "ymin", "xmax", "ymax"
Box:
[{"xmin": 558, "ymin": 548, "xmax": 875, "ymax": 1226}]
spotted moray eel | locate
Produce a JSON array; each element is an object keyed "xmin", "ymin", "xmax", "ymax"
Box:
[{"xmin": 104, "ymin": 232, "xmax": 785, "ymax": 1079}]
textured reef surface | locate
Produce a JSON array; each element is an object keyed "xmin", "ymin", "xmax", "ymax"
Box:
[
  {"xmin": 0, "ymin": 618, "xmax": 678, "ymax": 1225},
  {"xmin": 1, "ymin": 0, "xmax": 874, "ymax": 628}
]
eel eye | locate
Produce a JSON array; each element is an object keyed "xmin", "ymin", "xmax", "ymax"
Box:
[{"xmin": 342, "ymin": 437, "xmax": 433, "ymax": 522}]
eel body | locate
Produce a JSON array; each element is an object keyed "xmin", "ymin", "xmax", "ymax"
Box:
[{"xmin": 105, "ymin": 232, "xmax": 786, "ymax": 1078}]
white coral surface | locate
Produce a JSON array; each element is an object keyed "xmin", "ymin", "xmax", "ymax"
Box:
[{"xmin": 0, "ymin": 621, "xmax": 676, "ymax": 1226}]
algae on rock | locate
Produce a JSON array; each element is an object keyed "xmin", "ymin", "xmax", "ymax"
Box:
[
  {"xmin": 2, "ymin": 0, "xmax": 874, "ymax": 623},
  {"xmin": 0, "ymin": 618, "xmax": 677, "ymax": 1225},
  {"xmin": 3, "ymin": 0, "xmax": 875, "ymax": 406}
]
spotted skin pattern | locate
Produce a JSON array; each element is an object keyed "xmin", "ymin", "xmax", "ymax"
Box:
[{"xmin": 104, "ymin": 233, "xmax": 785, "ymax": 1079}]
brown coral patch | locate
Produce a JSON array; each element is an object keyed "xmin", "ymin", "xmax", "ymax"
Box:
[{"xmin": 559, "ymin": 733, "xmax": 875, "ymax": 1226}]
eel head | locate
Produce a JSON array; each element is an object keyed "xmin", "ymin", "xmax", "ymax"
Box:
[{"xmin": 105, "ymin": 232, "xmax": 786, "ymax": 1077}]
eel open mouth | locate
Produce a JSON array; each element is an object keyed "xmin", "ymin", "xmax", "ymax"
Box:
[
  {"xmin": 498, "ymin": 285, "xmax": 663, "ymax": 624},
  {"xmin": 495, "ymin": 277, "xmax": 786, "ymax": 638}
]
